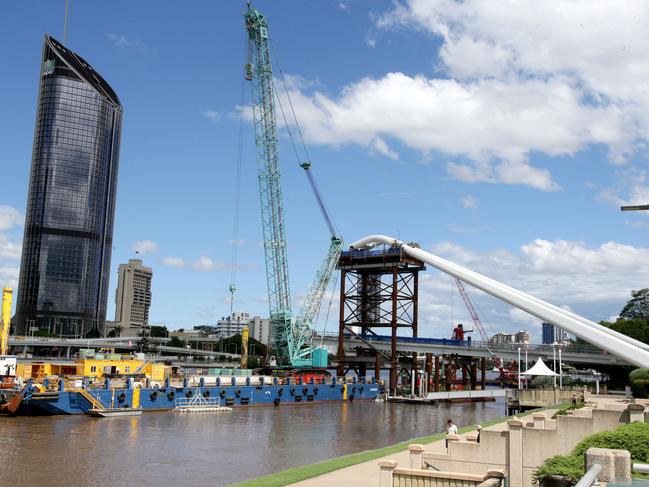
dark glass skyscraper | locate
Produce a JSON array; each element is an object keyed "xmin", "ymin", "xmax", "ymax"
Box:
[{"xmin": 15, "ymin": 35, "xmax": 122, "ymax": 337}]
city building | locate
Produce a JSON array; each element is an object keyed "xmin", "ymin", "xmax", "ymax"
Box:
[
  {"xmin": 489, "ymin": 331, "xmax": 530, "ymax": 346},
  {"xmin": 114, "ymin": 259, "xmax": 152, "ymax": 333},
  {"xmin": 542, "ymin": 322, "xmax": 555, "ymax": 344},
  {"xmin": 14, "ymin": 35, "xmax": 122, "ymax": 337},
  {"xmin": 216, "ymin": 311, "xmax": 251, "ymax": 338},
  {"xmin": 542, "ymin": 322, "xmax": 568, "ymax": 344},
  {"xmin": 249, "ymin": 316, "xmax": 270, "ymax": 345},
  {"xmin": 515, "ymin": 330, "xmax": 530, "ymax": 344},
  {"xmin": 193, "ymin": 324, "xmax": 218, "ymax": 335}
]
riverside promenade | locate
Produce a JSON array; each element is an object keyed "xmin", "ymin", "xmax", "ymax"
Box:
[{"xmin": 236, "ymin": 395, "xmax": 646, "ymax": 487}]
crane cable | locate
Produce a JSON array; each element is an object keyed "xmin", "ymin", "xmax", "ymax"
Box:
[
  {"xmin": 270, "ymin": 40, "xmax": 338, "ymax": 238},
  {"xmin": 229, "ymin": 42, "xmax": 248, "ymax": 315},
  {"xmin": 319, "ymin": 271, "xmax": 339, "ymax": 349}
]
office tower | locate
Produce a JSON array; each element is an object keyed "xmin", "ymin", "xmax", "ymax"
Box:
[
  {"xmin": 115, "ymin": 259, "xmax": 152, "ymax": 331},
  {"xmin": 15, "ymin": 35, "xmax": 122, "ymax": 337}
]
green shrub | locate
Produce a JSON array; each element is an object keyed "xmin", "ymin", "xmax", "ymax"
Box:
[
  {"xmin": 629, "ymin": 368, "xmax": 649, "ymax": 382},
  {"xmin": 631, "ymin": 379, "xmax": 649, "ymax": 399},
  {"xmin": 630, "ymin": 369, "xmax": 649, "ymax": 399},
  {"xmin": 534, "ymin": 422, "xmax": 649, "ymax": 485},
  {"xmin": 552, "ymin": 402, "xmax": 585, "ymax": 419},
  {"xmin": 535, "ymin": 455, "xmax": 584, "ymax": 484}
]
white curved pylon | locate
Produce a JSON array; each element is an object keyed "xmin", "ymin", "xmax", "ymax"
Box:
[{"xmin": 349, "ymin": 235, "xmax": 649, "ymax": 368}]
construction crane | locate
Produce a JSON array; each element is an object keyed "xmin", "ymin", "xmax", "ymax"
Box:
[
  {"xmin": 244, "ymin": 4, "xmax": 342, "ymax": 368},
  {"xmin": 453, "ymin": 278, "xmax": 503, "ymax": 368},
  {"xmin": 1, "ymin": 288, "xmax": 11, "ymax": 356}
]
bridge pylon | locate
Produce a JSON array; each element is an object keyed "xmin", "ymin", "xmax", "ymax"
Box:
[{"xmin": 336, "ymin": 244, "xmax": 425, "ymax": 394}]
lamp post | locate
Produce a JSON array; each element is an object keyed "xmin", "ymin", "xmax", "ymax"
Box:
[
  {"xmin": 186, "ymin": 344, "xmax": 192, "ymax": 360},
  {"xmin": 524, "ymin": 344, "xmax": 529, "ymax": 389},
  {"xmin": 552, "ymin": 342, "xmax": 557, "ymax": 388},
  {"xmin": 517, "ymin": 347, "xmax": 521, "ymax": 390},
  {"xmin": 558, "ymin": 346, "xmax": 563, "ymax": 389}
]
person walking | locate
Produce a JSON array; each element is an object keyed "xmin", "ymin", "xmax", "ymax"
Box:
[
  {"xmin": 476, "ymin": 424, "xmax": 482, "ymax": 443},
  {"xmin": 446, "ymin": 419, "xmax": 458, "ymax": 448}
]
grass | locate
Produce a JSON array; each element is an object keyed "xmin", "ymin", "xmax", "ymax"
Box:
[{"xmin": 230, "ymin": 406, "xmax": 554, "ymax": 487}]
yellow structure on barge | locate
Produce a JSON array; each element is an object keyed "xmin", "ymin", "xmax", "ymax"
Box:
[{"xmin": 16, "ymin": 349, "xmax": 169, "ymax": 384}]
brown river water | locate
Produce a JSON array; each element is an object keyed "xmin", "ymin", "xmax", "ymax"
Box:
[{"xmin": 0, "ymin": 399, "xmax": 505, "ymax": 487}]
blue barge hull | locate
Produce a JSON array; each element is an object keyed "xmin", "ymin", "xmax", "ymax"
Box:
[{"xmin": 21, "ymin": 381, "xmax": 382, "ymax": 415}]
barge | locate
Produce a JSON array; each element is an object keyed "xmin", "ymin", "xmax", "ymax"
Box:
[{"xmin": 17, "ymin": 375, "xmax": 381, "ymax": 415}]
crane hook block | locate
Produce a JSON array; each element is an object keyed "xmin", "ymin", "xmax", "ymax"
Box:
[
  {"xmin": 245, "ymin": 63, "xmax": 253, "ymax": 81},
  {"xmin": 300, "ymin": 162, "xmax": 311, "ymax": 170}
]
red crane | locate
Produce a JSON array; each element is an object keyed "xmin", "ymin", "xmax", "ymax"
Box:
[{"xmin": 454, "ymin": 278, "xmax": 502, "ymax": 368}]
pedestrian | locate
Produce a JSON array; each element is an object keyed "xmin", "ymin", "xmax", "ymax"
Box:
[
  {"xmin": 571, "ymin": 393, "xmax": 577, "ymax": 406},
  {"xmin": 476, "ymin": 424, "xmax": 482, "ymax": 443},
  {"xmin": 579, "ymin": 392, "xmax": 584, "ymax": 403},
  {"xmin": 446, "ymin": 419, "xmax": 458, "ymax": 448}
]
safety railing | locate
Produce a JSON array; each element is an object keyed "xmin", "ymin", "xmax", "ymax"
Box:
[{"xmin": 575, "ymin": 464, "xmax": 602, "ymax": 487}]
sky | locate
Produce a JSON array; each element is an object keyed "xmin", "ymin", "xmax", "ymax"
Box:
[{"xmin": 2, "ymin": 0, "xmax": 649, "ymax": 342}]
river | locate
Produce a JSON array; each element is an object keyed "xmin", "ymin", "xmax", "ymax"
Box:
[{"xmin": 0, "ymin": 399, "xmax": 506, "ymax": 487}]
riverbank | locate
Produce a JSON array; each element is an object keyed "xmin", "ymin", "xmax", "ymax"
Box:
[{"xmin": 230, "ymin": 405, "xmax": 557, "ymax": 487}]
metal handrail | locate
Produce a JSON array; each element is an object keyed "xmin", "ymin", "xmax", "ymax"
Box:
[
  {"xmin": 575, "ymin": 464, "xmax": 601, "ymax": 487},
  {"xmin": 633, "ymin": 463, "xmax": 649, "ymax": 474}
]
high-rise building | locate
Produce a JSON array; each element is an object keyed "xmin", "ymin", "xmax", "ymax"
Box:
[
  {"xmin": 250, "ymin": 316, "xmax": 270, "ymax": 345},
  {"xmin": 115, "ymin": 259, "xmax": 152, "ymax": 332},
  {"xmin": 216, "ymin": 311, "xmax": 251, "ymax": 338},
  {"xmin": 515, "ymin": 330, "xmax": 530, "ymax": 344},
  {"xmin": 542, "ymin": 322, "xmax": 555, "ymax": 344},
  {"xmin": 14, "ymin": 35, "xmax": 122, "ymax": 337}
]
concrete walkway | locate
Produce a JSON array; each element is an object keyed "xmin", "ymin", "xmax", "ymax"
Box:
[
  {"xmin": 286, "ymin": 424, "xmax": 480, "ymax": 487},
  {"xmin": 287, "ymin": 396, "xmax": 638, "ymax": 487}
]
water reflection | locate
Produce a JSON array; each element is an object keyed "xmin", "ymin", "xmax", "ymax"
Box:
[{"xmin": 0, "ymin": 400, "xmax": 505, "ymax": 487}]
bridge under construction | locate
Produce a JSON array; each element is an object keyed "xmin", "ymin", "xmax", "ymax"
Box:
[{"xmin": 331, "ymin": 235, "xmax": 649, "ymax": 394}]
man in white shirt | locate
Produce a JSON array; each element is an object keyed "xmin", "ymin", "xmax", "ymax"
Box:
[{"xmin": 446, "ymin": 419, "xmax": 458, "ymax": 448}]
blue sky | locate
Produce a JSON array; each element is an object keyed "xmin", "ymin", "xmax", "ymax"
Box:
[{"xmin": 2, "ymin": 0, "xmax": 649, "ymax": 341}]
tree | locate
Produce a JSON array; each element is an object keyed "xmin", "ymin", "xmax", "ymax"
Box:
[
  {"xmin": 149, "ymin": 325, "xmax": 169, "ymax": 338},
  {"xmin": 620, "ymin": 288, "xmax": 649, "ymax": 320}
]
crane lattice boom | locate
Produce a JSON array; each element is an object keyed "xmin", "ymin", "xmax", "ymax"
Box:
[
  {"xmin": 454, "ymin": 278, "xmax": 491, "ymax": 344},
  {"xmin": 245, "ymin": 5, "xmax": 292, "ymax": 363},
  {"xmin": 244, "ymin": 4, "xmax": 340, "ymax": 367}
]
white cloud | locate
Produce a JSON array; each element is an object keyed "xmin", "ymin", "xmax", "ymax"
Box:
[
  {"xmin": 508, "ymin": 308, "xmax": 542, "ymax": 327},
  {"xmin": 0, "ymin": 235, "xmax": 21, "ymax": 260},
  {"xmin": 259, "ymin": 0, "xmax": 649, "ymax": 191},
  {"xmin": 460, "ymin": 195, "xmax": 478, "ymax": 209},
  {"xmin": 0, "ymin": 267, "xmax": 19, "ymax": 289},
  {"xmin": 338, "ymin": 1, "xmax": 349, "ymax": 11},
  {"xmin": 162, "ymin": 256, "xmax": 185, "ymax": 268},
  {"xmin": 0, "ymin": 206, "xmax": 23, "ymax": 231},
  {"xmin": 132, "ymin": 240, "xmax": 158, "ymax": 254},
  {"xmin": 411, "ymin": 238, "xmax": 649, "ymax": 340},
  {"xmin": 203, "ymin": 110, "xmax": 222, "ymax": 122},
  {"xmin": 600, "ymin": 169, "xmax": 649, "ymax": 211},
  {"xmin": 430, "ymin": 239, "xmax": 649, "ymax": 304},
  {"xmin": 276, "ymin": 73, "xmax": 616, "ymax": 190},
  {"xmin": 228, "ymin": 239, "xmax": 246, "ymax": 246},
  {"xmin": 106, "ymin": 33, "xmax": 146, "ymax": 49},
  {"xmin": 193, "ymin": 256, "xmax": 216, "ymax": 272}
]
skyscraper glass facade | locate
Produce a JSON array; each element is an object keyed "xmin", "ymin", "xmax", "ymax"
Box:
[{"xmin": 15, "ymin": 35, "xmax": 122, "ymax": 337}]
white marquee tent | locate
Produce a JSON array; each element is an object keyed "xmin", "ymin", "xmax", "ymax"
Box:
[{"xmin": 521, "ymin": 357, "xmax": 558, "ymax": 376}]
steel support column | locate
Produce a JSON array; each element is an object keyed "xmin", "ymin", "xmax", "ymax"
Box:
[
  {"xmin": 337, "ymin": 269, "xmax": 346, "ymax": 377},
  {"xmin": 375, "ymin": 352, "xmax": 381, "ymax": 381},
  {"xmin": 390, "ymin": 266, "xmax": 398, "ymax": 393},
  {"xmin": 481, "ymin": 357, "xmax": 486, "ymax": 390}
]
